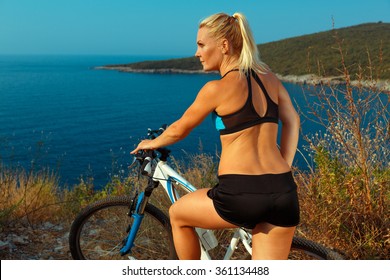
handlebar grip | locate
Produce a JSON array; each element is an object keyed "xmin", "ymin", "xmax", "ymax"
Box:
[{"xmin": 141, "ymin": 156, "xmax": 152, "ymax": 176}]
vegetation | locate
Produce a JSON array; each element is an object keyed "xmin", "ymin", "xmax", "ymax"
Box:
[
  {"xmin": 291, "ymin": 32, "xmax": 389, "ymax": 259},
  {"xmin": 108, "ymin": 56, "xmax": 202, "ymax": 71},
  {"xmin": 106, "ymin": 22, "xmax": 390, "ymax": 80},
  {"xmin": 260, "ymin": 22, "xmax": 389, "ymax": 79}
]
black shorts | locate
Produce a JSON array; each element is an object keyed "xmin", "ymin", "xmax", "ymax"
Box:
[{"xmin": 207, "ymin": 172, "xmax": 300, "ymax": 229}]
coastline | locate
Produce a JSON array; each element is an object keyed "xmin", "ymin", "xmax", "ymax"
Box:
[
  {"xmin": 94, "ymin": 66, "xmax": 213, "ymax": 75},
  {"xmin": 95, "ymin": 66, "xmax": 390, "ymax": 93},
  {"xmin": 277, "ymin": 74, "xmax": 390, "ymax": 93}
]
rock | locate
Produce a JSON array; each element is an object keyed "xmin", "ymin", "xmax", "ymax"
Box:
[
  {"xmin": 54, "ymin": 245, "xmax": 64, "ymax": 253},
  {"xmin": 10, "ymin": 234, "xmax": 29, "ymax": 245},
  {"xmin": 0, "ymin": 240, "xmax": 9, "ymax": 250}
]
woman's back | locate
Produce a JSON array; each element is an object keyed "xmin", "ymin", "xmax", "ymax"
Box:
[{"xmin": 214, "ymin": 70, "xmax": 291, "ymax": 175}]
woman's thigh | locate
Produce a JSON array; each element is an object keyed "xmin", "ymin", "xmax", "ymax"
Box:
[
  {"xmin": 169, "ymin": 188, "xmax": 238, "ymax": 230},
  {"xmin": 251, "ymin": 223, "xmax": 296, "ymax": 260}
]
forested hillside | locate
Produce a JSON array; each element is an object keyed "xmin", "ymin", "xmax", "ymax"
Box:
[{"xmin": 106, "ymin": 22, "xmax": 389, "ymax": 79}]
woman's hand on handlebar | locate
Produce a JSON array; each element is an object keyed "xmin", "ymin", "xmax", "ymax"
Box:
[
  {"xmin": 130, "ymin": 139, "xmax": 155, "ymax": 155},
  {"xmin": 131, "ymin": 125, "xmax": 169, "ymax": 154}
]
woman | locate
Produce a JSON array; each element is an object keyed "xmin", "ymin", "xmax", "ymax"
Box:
[{"xmin": 131, "ymin": 12, "xmax": 300, "ymax": 260}]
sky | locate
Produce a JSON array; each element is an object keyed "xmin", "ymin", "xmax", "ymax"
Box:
[{"xmin": 0, "ymin": 0, "xmax": 389, "ymax": 56}]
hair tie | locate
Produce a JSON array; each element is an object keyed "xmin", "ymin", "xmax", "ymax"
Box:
[{"xmin": 229, "ymin": 15, "xmax": 237, "ymax": 23}]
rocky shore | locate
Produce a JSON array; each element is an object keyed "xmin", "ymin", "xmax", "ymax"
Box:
[
  {"xmin": 96, "ymin": 66, "xmax": 390, "ymax": 93},
  {"xmin": 277, "ymin": 73, "xmax": 390, "ymax": 92},
  {"xmin": 0, "ymin": 222, "xmax": 71, "ymax": 260},
  {"xmin": 95, "ymin": 66, "xmax": 213, "ymax": 75}
]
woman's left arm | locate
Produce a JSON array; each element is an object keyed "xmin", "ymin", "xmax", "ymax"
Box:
[{"xmin": 278, "ymin": 80, "xmax": 300, "ymax": 166}]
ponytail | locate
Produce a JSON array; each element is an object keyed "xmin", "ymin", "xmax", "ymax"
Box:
[
  {"xmin": 199, "ymin": 12, "xmax": 269, "ymax": 75},
  {"xmin": 232, "ymin": 13, "xmax": 269, "ymax": 74}
]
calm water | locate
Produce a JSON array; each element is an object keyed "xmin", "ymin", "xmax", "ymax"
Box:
[{"xmin": 0, "ymin": 55, "xmax": 318, "ymax": 187}]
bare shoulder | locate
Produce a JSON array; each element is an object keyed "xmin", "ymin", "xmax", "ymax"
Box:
[
  {"xmin": 197, "ymin": 79, "xmax": 223, "ymax": 100},
  {"xmin": 189, "ymin": 79, "xmax": 225, "ymax": 112},
  {"xmin": 258, "ymin": 71, "xmax": 283, "ymax": 88},
  {"xmin": 257, "ymin": 71, "xmax": 287, "ymax": 102},
  {"xmin": 201, "ymin": 79, "xmax": 220, "ymax": 92},
  {"xmin": 262, "ymin": 72, "xmax": 294, "ymax": 108}
]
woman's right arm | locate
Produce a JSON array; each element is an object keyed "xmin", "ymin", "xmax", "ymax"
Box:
[
  {"xmin": 277, "ymin": 82, "xmax": 300, "ymax": 167},
  {"xmin": 131, "ymin": 81, "xmax": 220, "ymax": 154}
]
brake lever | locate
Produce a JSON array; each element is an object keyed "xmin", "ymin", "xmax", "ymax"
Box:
[
  {"xmin": 159, "ymin": 124, "xmax": 168, "ymax": 133},
  {"xmin": 147, "ymin": 124, "xmax": 168, "ymax": 139},
  {"xmin": 128, "ymin": 151, "xmax": 145, "ymax": 170},
  {"xmin": 128, "ymin": 156, "xmax": 138, "ymax": 169}
]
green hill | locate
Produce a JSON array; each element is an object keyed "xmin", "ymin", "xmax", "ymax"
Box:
[
  {"xmin": 105, "ymin": 22, "xmax": 390, "ymax": 79},
  {"xmin": 259, "ymin": 22, "xmax": 389, "ymax": 79}
]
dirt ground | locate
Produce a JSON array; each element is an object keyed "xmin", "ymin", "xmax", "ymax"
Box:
[{"xmin": 0, "ymin": 222, "xmax": 72, "ymax": 260}]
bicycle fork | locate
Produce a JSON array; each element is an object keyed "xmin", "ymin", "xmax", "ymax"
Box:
[{"xmin": 120, "ymin": 179, "xmax": 159, "ymax": 256}]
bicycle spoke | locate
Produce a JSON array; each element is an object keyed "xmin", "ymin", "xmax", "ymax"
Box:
[{"xmin": 69, "ymin": 197, "xmax": 177, "ymax": 260}]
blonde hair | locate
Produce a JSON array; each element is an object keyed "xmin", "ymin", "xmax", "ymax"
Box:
[{"xmin": 199, "ymin": 12, "xmax": 269, "ymax": 75}]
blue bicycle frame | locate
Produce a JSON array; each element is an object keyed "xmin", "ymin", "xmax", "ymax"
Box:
[
  {"xmin": 120, "ymin": 192, "xmax": 145, "ymax": 255},
  {"xmin": 119, "ymin": 160, "xmax": 197, "ymax": 256}
]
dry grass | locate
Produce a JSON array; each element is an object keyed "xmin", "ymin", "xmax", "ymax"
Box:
[
  {"xmin": 293, "ymin": 31, "xmax": 389, "ymax": 259},
  {"xmin": 0, "ymin": 165, "xmax": 62, "ymax": 226}
]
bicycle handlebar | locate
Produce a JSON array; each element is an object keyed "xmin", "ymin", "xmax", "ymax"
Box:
[
  {"xmin": 132, "ymin": 125, "xmax": 171, "ymax": 176},
  {"xmin": 147, "ymin": 124, "xmax": 168, "ymax": 140}
]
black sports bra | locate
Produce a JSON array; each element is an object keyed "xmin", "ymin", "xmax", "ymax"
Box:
[{"xmin": 212, "ymin": 69, "xmax": 279, "ymax": 135}]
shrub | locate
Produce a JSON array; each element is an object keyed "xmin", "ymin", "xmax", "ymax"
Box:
[{"xmin": 296, "ymin": 32, "xmax": 389, "ymax": 259}]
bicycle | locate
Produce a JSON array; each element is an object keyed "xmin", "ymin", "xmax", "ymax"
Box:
[{"xmin": 69, "ymin": 125, "xmax": 343, "ymax": 260}]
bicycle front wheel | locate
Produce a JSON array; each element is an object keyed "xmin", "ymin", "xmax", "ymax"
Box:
[{"xmin": 69, "ymin": 196, "xmax": 177, "ymax": 260}]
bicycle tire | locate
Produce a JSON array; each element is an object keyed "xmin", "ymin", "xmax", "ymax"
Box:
[
  {"xmin": 212, "ymin": 231, "xmax": 343, "ymax": 260},
  {"xmin": 69, "ymin": 196, "xmax": 177, "ymax": 260},
  {"xmin": 290, "ymin": 236, "xmax": 343, "ymax": 260}
]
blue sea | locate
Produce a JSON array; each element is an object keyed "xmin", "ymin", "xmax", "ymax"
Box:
[{"xmin": 0, "ymin": 55, "xmax": 320, "ymax": 188}]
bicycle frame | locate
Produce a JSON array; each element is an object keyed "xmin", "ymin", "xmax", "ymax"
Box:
[{"xmin": 122, "ymin": 158, "xmax": 253, "ymax": 260}]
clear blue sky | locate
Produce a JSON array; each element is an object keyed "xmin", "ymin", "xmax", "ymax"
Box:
[{"xmin": 0, "ymin": 0, "xmax": 389, "ymax": 56}]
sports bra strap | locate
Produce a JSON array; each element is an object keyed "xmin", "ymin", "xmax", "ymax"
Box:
[
  {"xmin": 251, "ymin": 69, "xmax": 270, "ymax": 102},
  {"xmin": 212, "ymin": 69, "xmax": 279, "ymax": 135}
]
